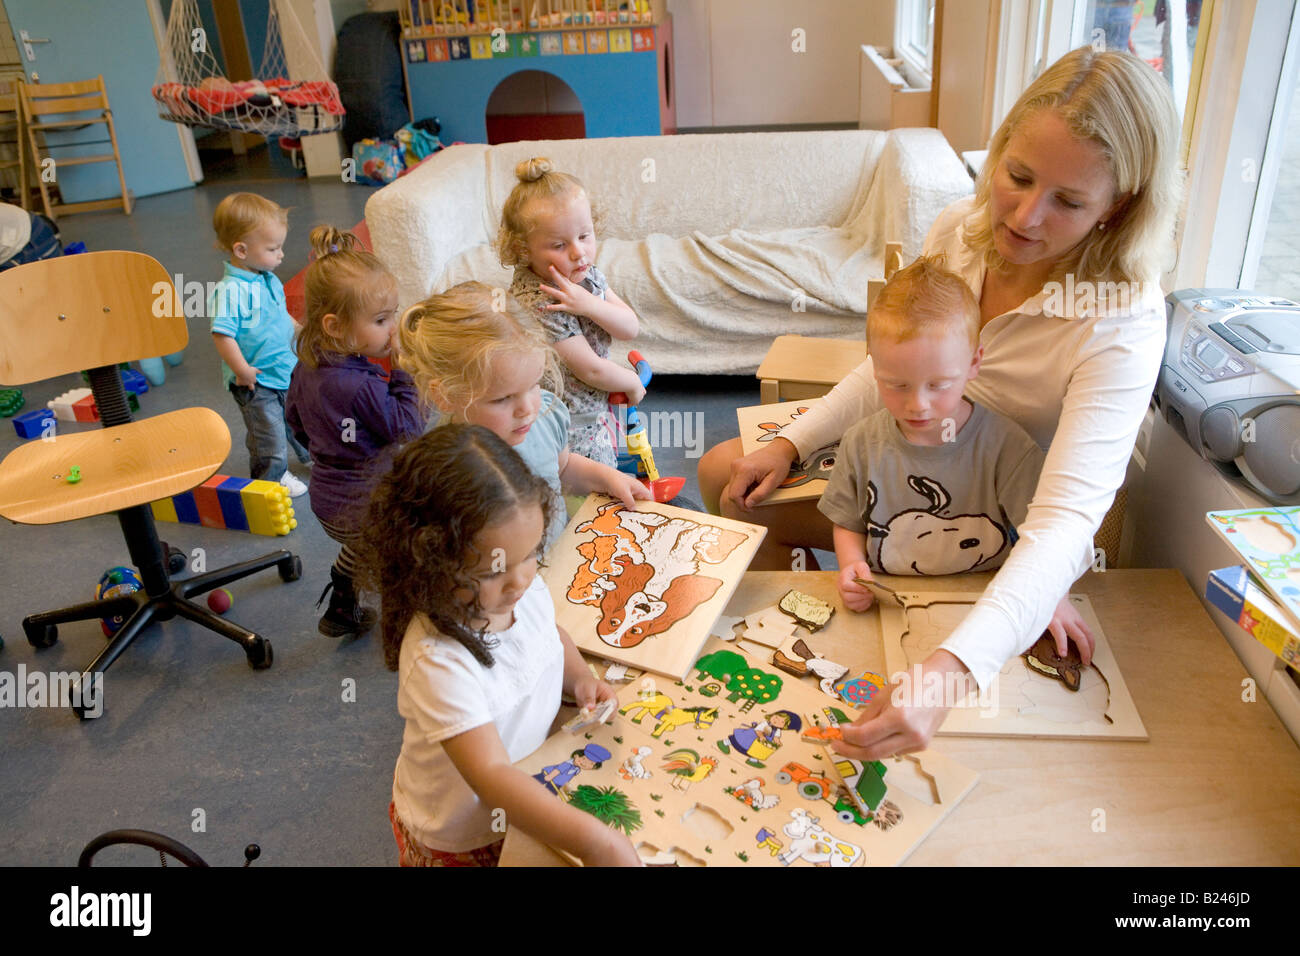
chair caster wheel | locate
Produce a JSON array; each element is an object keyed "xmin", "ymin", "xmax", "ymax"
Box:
[
  {"xmin": 162, "ymin": 541, "xmax": 187, "ymax": 575},
  {"xmin": 24, "ymin": 620, "xmax": 57, "ymax": 648},
  {"xmin": 277, "ymin": 556, "xmax": 302, "ymax": 583},
  {"xmin": 246, "ymin": 637, "xmax": 273, "ymax": 670}
]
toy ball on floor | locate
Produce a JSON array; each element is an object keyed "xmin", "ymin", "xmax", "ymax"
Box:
[
  {"xmin": 95, "ymin": 566, "xmax": 142, "ymax": 637},
  {"xmin": 207, "ymin": 588, "xmax": 233, "ymax": 615}
]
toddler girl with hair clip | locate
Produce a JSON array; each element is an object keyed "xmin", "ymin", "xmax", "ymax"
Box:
[
  {"xmin": 499, "ymin": 156, "xmax": 644, "ymax": 467},
  {"xmin": 359, "ymin": 423, "xmax": 641, "ymax": 867},
  {"xmin": 398, "ymin": 280, "xmax": 650, "ymax": 556},
  {"xmin": 286, "ymin": 225, "xmax": 425, "ymax": 639}
]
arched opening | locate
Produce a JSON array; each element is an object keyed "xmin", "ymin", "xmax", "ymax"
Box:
[{"xmin": 485, "ymin": 70, "xmax": 585, "ymax": 144}]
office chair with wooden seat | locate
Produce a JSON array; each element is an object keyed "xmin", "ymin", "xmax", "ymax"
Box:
[{"xmin": 0, "ymin": 251, "xmax": 301, "ymax": 718}]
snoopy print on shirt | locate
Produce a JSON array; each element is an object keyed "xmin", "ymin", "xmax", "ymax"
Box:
[{"xmin": 816, "ymin": 402, "xmax": 1046, "ymax": 576}]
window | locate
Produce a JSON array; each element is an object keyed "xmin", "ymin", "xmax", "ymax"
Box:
[
  {"xmin": 896, "ymin": 0, "xmax": 936, "ymax": 78},
  {"xmin": 1078, "ymin": 0, "xmax": 1205, "ymax": 123}
]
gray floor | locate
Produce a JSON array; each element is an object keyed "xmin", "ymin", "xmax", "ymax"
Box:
[{"xmin": 0, "ymin": 158, "xmax": 760, "ymax": 866}]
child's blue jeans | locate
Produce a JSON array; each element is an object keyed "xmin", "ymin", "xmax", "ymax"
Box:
[{"xmin": 229, "ymin": 382, "xmax": 310, "ymax": 480}]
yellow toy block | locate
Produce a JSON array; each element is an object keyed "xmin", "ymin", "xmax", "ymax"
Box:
[
  {"xmin": 241, "ymin": 479, "xmax": 298, "ymax": 536},
  {"xmin": 151, "ymin": 497, "xmax": 179, "ymax": 524}
]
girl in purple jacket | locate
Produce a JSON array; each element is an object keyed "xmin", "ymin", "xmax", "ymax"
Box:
[{"xmin": 287, "ymin": 227, "xmax": 425, "ymax": 638}]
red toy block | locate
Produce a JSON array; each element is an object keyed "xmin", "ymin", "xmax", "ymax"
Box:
[
  {"xmin": 72, "ymin": 395, "xmax": 100, "ymax": 422},
  {"xmin": 192, "ymin": 476, "xmax": 228, "ymax": 529}
]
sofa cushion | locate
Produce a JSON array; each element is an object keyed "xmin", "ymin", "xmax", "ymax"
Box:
[{"xmin": 481, "ymin": 130, "xmax": 889, "ymax": 239}]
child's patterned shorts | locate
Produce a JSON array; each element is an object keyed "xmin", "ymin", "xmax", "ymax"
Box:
[{"xmin": 388, "ymin": 801, "xmax": 503, "ymax": 867}]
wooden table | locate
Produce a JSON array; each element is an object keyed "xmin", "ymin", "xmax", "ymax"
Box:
[
  {"xmin": 502, "ymin": 569, "xmax": 1300, "ymax": 865},
  {"xmin": 755, "ymin": 334, "xmax": 867, "ymax": 403}
]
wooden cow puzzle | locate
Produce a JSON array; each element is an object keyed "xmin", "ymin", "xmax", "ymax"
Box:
[
  {"xmin": 878, "ymin": 592, "xmax": 1147, "ymax": 740},
  {"xmin": 515, "ymin": 638, "xmax": 978, "ymax": 867},
  {"xmin": 736, "ymin": 399, "xmax": 839, "ymax": 506},
  {"xmin": 542, "ymin": 495, "xmax": 766, "ymax": 679}
]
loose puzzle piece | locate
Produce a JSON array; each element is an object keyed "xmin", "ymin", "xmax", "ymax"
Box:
[
  {"xmin": 709, "ymin": 614, "xmax": 744, "ymax": 642},
  {"xmin": 603, "ymin": 662, "xmax": 633, "ymax": 682},
  {"xmin": 743, "ymin": 605, "xmax": 789, "ymax": 637},
  {"xmin": 562, "ymin": 698, "xmax": 618, "ymax": 733},
  {"xmin": 772, "ymin": 635, "xmax": 850, "ymax": 695},
  {"xmin": 1022, "ymin": 632, "xmax": 1082, "ymax": 691},
  {"xmin": 854, "ymin": 575, "xmax": 904, "ymax": 608},
  {"xmin": 778, "ymin": 589, "xmax": 835, "ymax": 631},
  {"xmin": 515, "ymin": 638, "xmax": 978, "ymax": 866},
  {"xmin": 833, "ymin": 669, "xmax": 889, "ymax": 707}
]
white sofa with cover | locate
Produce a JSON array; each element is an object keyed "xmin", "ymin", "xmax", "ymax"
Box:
[{"xmin": 365, "ymin": 128, "xmax": 972, "ymax": 374}]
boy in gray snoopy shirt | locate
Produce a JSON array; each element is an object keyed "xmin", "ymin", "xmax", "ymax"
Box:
[{"xmin": 817, "ymin": 256, "xmax": 1072, "ymax": 623}]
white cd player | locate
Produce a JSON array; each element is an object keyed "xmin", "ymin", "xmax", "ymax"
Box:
[{"xmin": 1155, "ymin": 289, "xmax": 1300, "ymax": 504}]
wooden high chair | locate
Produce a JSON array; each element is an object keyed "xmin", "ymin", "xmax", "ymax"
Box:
[
  {"xmin": 18, "ymin": 76, "xmax": 132, "ymax": 220},
  {"xmin": 0, "ymin": 74, "xmax": 29, "ymax": 210},
  {"xmin": 0, "ymin": 251, "xmax": 301, "ymax": 718}
]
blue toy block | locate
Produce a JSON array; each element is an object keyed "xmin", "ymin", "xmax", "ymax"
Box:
[
  {"xmin": 13, "ymin": 408, "xmax": 55, "ymax": 439},
  {"xmin": 215, "ymin": 476, "xmax": 252, "ymax": 531},
  {"xmin": 171, "ymin": 490, "xmax": 200, "ymax": 525},
  {"xmin": 120, "ymin": 369, "xmax": 149, "ymax": 395}
]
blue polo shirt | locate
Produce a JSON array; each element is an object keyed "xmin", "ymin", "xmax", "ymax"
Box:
[{"xmin": 208, "ymin": 261, "xmax": 298, "ymax": 391}]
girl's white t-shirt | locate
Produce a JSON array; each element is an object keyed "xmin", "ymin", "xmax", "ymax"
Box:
[{"xmin": 391, "ymin": 574, "xmax": 564, "ymax": 853}]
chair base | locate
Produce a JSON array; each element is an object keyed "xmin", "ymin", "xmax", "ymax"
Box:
[{"xmin": 23, "ymin": 549, "xmax": 301, "ymax": 718}]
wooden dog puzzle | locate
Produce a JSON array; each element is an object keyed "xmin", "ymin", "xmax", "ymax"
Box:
[
  {"xmin": 515, "ymin": 638, "xmax": 978, "ymax": 867},
  {"xmin": 736, "ymin": 399, "xmax": 839, "ymax": 506},
  {"xmin": 541, "ymin": 495, "xmax": 766, "ymax": 680},
  {"xmin": 1206, "ymin": 506, "xmax": 1300, "ymax": 631},
  {"xmin": 878, "ymin": 592, "xmax": 1146, "ymax": 740}
]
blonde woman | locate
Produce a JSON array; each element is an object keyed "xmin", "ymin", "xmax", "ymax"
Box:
[{"xmin": 698, "ymin": 47, "xmax": 1183, "ymax": 757}]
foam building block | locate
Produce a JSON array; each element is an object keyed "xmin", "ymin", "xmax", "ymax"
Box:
[
  {"xmin": 151, "ymin": 474, "xmax": 296, "ymax": 536},
  {"xmin": 13, "ymin": 408, "xmax": 55, "ymax": 439}
]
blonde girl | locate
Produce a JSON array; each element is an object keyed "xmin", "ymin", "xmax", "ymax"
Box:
[
  {"xmin": 398, "ymin": 280, "xmax": 649, "ymax": 554},
  {"xmin": 499, "ymin": 157, "xmax": 644, "ymax": 467},
  {"xmin": 286, "ymin": 226, "xmax": 425, "ymax": 638}
]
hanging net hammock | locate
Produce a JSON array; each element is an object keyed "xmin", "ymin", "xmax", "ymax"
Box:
[{"xmin": 153, "ymin": 0, "xmax": 344, "ymax": 138}]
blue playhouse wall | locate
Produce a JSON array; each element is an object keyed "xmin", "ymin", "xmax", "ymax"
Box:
[{"xmin": 403, "ymin": 20, "xmax": 674, "ymax": 143}]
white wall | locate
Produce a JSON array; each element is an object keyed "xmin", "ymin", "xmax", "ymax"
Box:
[
  {"xmin": 668, "ymin": 0, "xmax": 895, "ymax": 128},
  {"xmin": 935, "ymin": 0, "xmax": 995, "ymax": 153}
]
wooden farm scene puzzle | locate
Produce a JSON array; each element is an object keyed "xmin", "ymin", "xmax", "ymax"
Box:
[
  {"xmin": 879, "ymin": 592, "xmax": 1147, "ymax": 740},
  {"xmin": 1206, "ymin": 505, "xmax": 1300, "ymax": 630},
  {"xmin": 542, "ymin": 495, "xmax": 766, "ymax": 679},
  {"xmin": 516, "ymin": 638, "xmax": 978, "ymax": 867},
  {"xmin": 736, "ymin": 399, "xmax": 839, "ymax": 505}
]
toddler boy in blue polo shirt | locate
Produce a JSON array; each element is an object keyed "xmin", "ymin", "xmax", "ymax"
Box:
[{"xmin": 209, "ymin": 193, "xmax": 310, "ymax": 496}]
